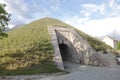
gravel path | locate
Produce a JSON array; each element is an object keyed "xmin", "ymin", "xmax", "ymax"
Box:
[{"xmin": 1, "ymin": 61, "xmax": 120, "ymax": 80}]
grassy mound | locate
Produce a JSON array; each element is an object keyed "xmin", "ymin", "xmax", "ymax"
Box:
[
  {"xmin": 0, "ymin": 17, "xmax": 70, "ymax": 76},
  {"xmin": 0, "ymin": 17, "xmax": 113, "ymax": 76}
]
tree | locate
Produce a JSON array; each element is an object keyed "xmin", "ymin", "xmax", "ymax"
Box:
[{"xmin": 0, "ymin": 3, "xmax": 10, "ymax": 37}]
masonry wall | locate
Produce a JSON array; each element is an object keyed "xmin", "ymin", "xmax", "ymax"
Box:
[{"xmin": 48, "ymin": 26, "xmax": 110, "ymax": 70}]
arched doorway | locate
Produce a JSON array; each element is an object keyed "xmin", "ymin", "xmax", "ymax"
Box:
[{"xmin": 59, "ymin": 43, "xmax": 69, "ymax": 61}]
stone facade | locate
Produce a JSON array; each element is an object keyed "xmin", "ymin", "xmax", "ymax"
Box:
[{"xmin": 48, "ymin": 26, "xmax": 110, "ymax": 70}]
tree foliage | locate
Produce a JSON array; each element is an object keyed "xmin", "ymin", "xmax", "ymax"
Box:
[{"xmin": 0, "ymin": 3, "xmax": 10, "ymax": 37}]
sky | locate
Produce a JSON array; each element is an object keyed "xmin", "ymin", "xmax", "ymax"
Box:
[{"xmin": 0, "ymin": 0, "xmax": 120, "ymax": 37}]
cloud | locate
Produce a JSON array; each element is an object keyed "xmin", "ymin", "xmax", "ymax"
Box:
[
  {"xmin": 99, "ymin": 4, "xmax": 106, "ymax": 14},
  {"xmin": 109, "ymin": 0, "xmax": 116, "ymax": 8},
  {"xmin": 81, "ymin": 4, "xmax": 106, "ymax": 18},
  {"xmin": 80, "ymin": 0, "xmax": 120, "ymax": 18},
  {"xmin": 48, "ymin": 0, "xmax": 62, "ymax": 5},
  {"xmin": 4, "ymin": 0, "xmax": 31, "ymax": 19},
  {"xmin": 51, "ymin": 6, "xmax": 59, "ymax": 11},
  {"xmin": 0, "ymin": 1, "xmax": 4, "ymax": 3},
  {"xmin": 2, "ymin": 0, "xmax": 50, "ymax": 28},
  {"xmin": 65, "ymin": 16, "xmax": 89, "ymax": 27},
  {"xmin": 2, "ymin": 0, "xmax": 64, "ymax": 28},
  {"xmin": 109, "ymin": 0, "xmax": 120, "ymax": 17},
  {"xmin": 65, "ymin": 16, "xmax": 120, "ymax": 37}
]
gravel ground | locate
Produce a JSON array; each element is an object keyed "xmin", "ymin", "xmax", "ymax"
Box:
[{"xmin": 1, "ymin": 61, "xmax": 120, "ymax": 80}]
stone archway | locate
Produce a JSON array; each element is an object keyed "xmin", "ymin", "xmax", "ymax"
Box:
[{"xmin": 48, "ymin": 26, "xmax": 110, "ymax": 70}]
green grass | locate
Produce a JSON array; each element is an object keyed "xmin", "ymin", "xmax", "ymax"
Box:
[
  {"xmin": 0, "ymin": 17, "xmax": 70, "ymax": 76},
  {"xmin": 75, "ymin": 29, "xmax": 112, "ymax": 53},
  {"xmin": 0, "ymin": 61, "xmax": 62, "ymax": 76},
  {"xmin": 0, "ymin": 17, "xmax": 116, "ymax": 76}
]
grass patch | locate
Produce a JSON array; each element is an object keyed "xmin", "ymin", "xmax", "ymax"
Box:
[{"xmin": 0, "ymin": 61, "xmax": 62, "ymax": 76}]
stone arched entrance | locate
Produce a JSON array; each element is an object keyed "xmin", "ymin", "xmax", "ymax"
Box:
[{"xmin": 48, "ymin": 26, "xmax": 110, "ymax": 70}]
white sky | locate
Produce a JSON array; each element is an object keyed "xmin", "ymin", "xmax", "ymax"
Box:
[{"xmin": 65, "ymin": 16, "xmax": 120, "ymax": 37}]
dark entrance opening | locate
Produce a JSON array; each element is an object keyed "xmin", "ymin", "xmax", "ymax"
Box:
[{"xmin": 59, "ymin": 43, "xmax": 69, "ymax": 61}]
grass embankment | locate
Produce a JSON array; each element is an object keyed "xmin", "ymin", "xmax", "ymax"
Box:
[
  {"xmin": 75, "ymin": 29, "xmax": 112, "ymax": 53},
  {"xmin": 0, "ymin": 17, "xmax": 69, "ymax": 76},
  {"xmin": 0, "ymin": 17, "xmax": 115, "ymax": 76}
]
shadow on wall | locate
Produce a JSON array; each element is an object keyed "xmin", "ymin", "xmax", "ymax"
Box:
[{"xmin": 59, "ymin": 43, "xmax": 69, "ymax": 61}]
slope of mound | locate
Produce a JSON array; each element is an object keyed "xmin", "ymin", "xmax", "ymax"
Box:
[
  {"xmin": 0, "ymin": 17, "xmax": 70, "ymax": 75},
  {"xmin": 0, "ymin": 17, "xmax": 113, "ymax": 75}
]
